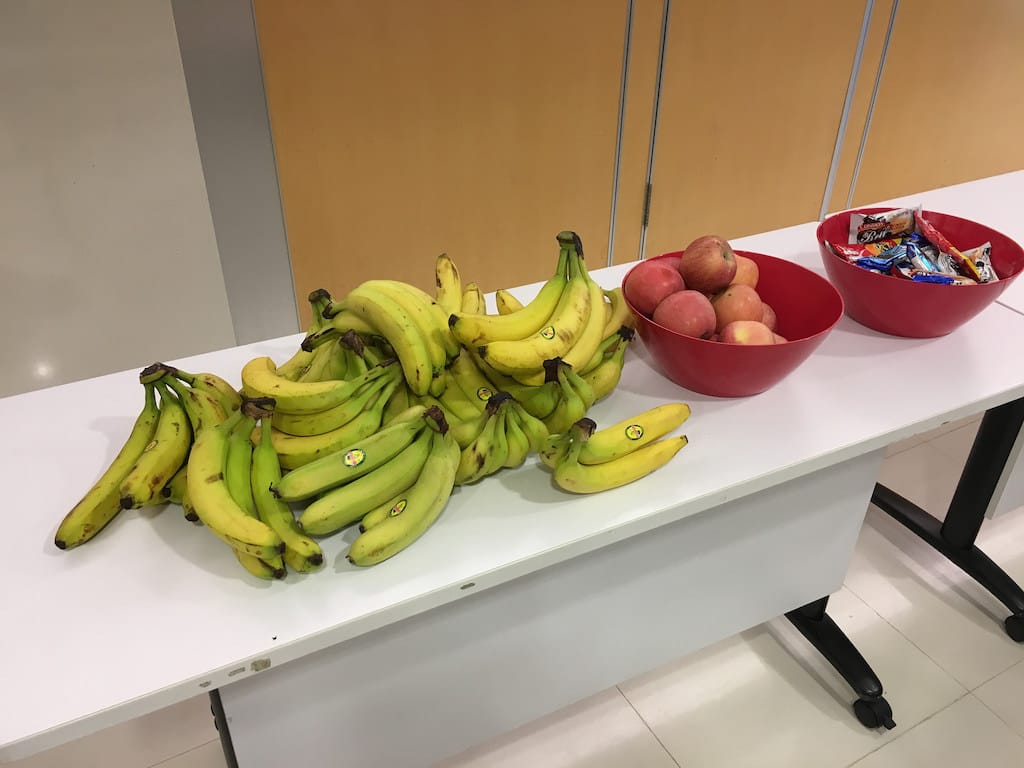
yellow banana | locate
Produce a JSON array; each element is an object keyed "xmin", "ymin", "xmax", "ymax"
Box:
[
  {"xmin": 161, "ymin": 373, "xmax": 228, "ymax": 433},
  {"xmin": 583, "ymin": 338, "xmax": 628, "ymax": 401},
  {"xmin": 461, "ymin": 283, "xmax": 485, "ymax": 314},
  {"xmin": 276, "ymin": 289, "xmax": 332, "ymax": 380},
  {"xmin": 495, "ymin": 289, "xmax": 524, "ymax": 315},
  {"xmin": 271, "ymin": 364, "xmax": 398, "ymax": 436},
  {"xmin": 241, "ymin": 356, "xmax": 389, "ymax": 415},
  {"xmin": 600, "ymin": 287, "xmax": 635, "ymax": 339},
  {"xmin": 544, "ymin": 264, "xmax": 606, "ymax": 380},
  {"xmin": 167, "ymin": 366, "xmax": 242, "ymax": 413},
  {"xmin": 54, "ymin": 381, "xmax": 160, "ymax": 549},
  {"xmin": 554, "ymin": 421, "xmax": 689, "ymax": 494},
  {"xmin": 359, "ymin": 489, "xmax": 408, "ymax": 532},
  {"xmin": 455, "ymin": 397, "xmax": 509, "ymax": 485},
  {"xmin": 502, "ymin": 408, "xmax": 530, "ymax": 468},
  {"xmin": 538, "ymin": 432, "xmax": 571, "ymax": 468},
  {"xmin": 447, "ymin": 352, "xmax": 495, "ymax": 411},
  {"xmin": 347, "ymin": 427, "xmax": 460, "ymax": 566},
  {"xmin": 542, "ymin": 363, "xmax": 588, "ymax": 435},
  {"xmin": 449, "ymin": 241, "xmax": 569, "ymax": 345},
  {"xmin": 363, "ymin": 280, "xmax": 448, "ymax": 382},
  {"xmin": 161, "ymin": 463, "xmax": 189, "ymax": 505},
  {"xmin": 469, "ymin": 349, "xmax": 560, "ymax": 419},
  {"xmin": 119, "ymin": 382, "xmax": 192, "ymax": 510},
  {"xmin": 233, "ymin": 550, "xmax": 286, "ymax": 580},
  {"xmin": 579, "ymin": 326, "xmax": 632, "ymax": 376},
  {"xmin": 435, "ymin": 253, "xmax": 463, "ymax": 314},
  {"xmin": 508, "ymin": 401, "xmax": 549, "ymax": 453},
  {"xmin": 578, "ymin": 403, "xmax": 691, "ymax": 465}
]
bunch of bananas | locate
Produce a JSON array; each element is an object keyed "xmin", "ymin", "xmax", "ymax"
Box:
[{"xmin": 53, "ymin": 230, "xmax": 692, "ymax": 578}]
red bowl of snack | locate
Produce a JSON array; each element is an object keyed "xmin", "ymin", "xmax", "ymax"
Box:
[
  {"xmin": 817, "ymin": 208, "xmax": 1024, "ymax": 338},
  {"xmin": 623, "ymin": 251, "xmax": 844, "ymax": 397}
]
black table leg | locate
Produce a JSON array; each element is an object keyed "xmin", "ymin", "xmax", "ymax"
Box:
[
  {"xmin": 210, "ymin": 689, "xmax": 240, "ymax": 768},
  {"xmin": 871, "ymin": 397, "xmax": 1024, "ymax": 642},
  {"xmin": 785, "ymin": 596, "xmax": 895, "ymax": 730}
]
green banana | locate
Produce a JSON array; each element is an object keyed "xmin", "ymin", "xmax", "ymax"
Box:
[
  {"xmin": 241, "ymin": 356, "xmax": 389, "ymax": 414},
  {"xmin": 298, "ymin": 426, "xmax": 433, "ymax": 536},
  {"xmin": 166, "ymin": 366, "xmax": 242, "ymax": 413},
  {"xmin": 358, "ymin": 489, "xmax": 407, "ymax": 532},
  {"xmin": 270, "ymin": 363, "xmax": 398, "ymax": 436},
  {"xmin": 542, "ymin": 363, "xmax": 588, "ymax": 436},
  {"xmin": 119, "ymin": 381, "xmax": 192, "ymax": 510},
  {"xmin": 272, "ymin": 405, "xmax": 428, "ymax": 501},
  {"xmin": 583, "ymin": 337, "xmax": 629, "ymax": 401},
  {"xmin": 54, "ymin": 381, "xmax": 160, "ymax": 550},
  {"xmin": 276, "ymin": 289, "xmax": 332, "ymax": 380},
  {"xmin": 161, "ymin": 373, "xmax": 228, "ymax": 433},
  {"xmin": 447, "ymin": 351, "xmax": 495, "ymax": 411},
  {"xmin": 348, "ymin": 426, "xmax": 460, "ymax": 566},
  {"xmin": 508, "ymin": 401, "xmax": 549, "ymax": 453},
  {"xmin": 252, "ymin": 412, "xmax": 323, "ymax": 572},
  {"xmin": 455, "ymin": 394, "xmax": 509, "ymax": 485},
  {"xmin": 502, "ymin": 407, "xmax": 530, "ymax": 468},
  {"xmin": 225, "ymin": 410, "xmax": 258, "ymax": 516}
]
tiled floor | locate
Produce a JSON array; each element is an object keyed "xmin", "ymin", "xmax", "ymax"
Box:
[{"xmin": 13, "ymin": 415, "xmax": 1024, "ymax": 768}]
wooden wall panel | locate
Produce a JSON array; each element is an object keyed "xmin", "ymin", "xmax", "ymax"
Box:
[
  {"xmin": 643, "ymin": 0, "xmax": 870, "ymax": 259},
  {"xmin": 254, "ymin": 0, "xmax": 630, "ymax": 325},
  {"xmin": 845, "ymin": 0, "xmax": 1024, "ymax": 207}
]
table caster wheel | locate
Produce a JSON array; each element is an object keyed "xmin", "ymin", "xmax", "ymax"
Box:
[
  {"xmin": 854, "ymin": 697, "xmax": 895, "ymax": 730},
  {"xmin": 1005, "ymin": 614, "xmax": 1024, "ymax": 642}
]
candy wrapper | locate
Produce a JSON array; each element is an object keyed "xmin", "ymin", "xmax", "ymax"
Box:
[
  {"xmin": 828, "ymin": 238, "xmax": 900, "ymax": 263},
  {"xmin": 913, "ymin": 210, "xmax": 984, "ymax": 281},
  {"xmin": 961, "ymin": 242, "xmax": 998, "ymax": 283},
  {"xmin": 849, "ymin": 207, "xmax": 918, "ymax": 244}
]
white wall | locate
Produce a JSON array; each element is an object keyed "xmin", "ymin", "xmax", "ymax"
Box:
[{"xmin": 0, "ymin": 0, "xmax": 235, "ymax": 398}]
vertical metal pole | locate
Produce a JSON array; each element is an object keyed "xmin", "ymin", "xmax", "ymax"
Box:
[
  {"xmin": 607, "ymin": 0, "xmax": 635, "ymax": 267},
  {"xmin": 209, "ymin": 690, "xmax": 240, "ymax": 768},
  {"xmin": 846, "ymin": 0, "xmax": 900, "ymax": 209},
  {"xmin": 637, "ymin": 0, "xmax": 671, "ymax": 261},
  {"xmin": 818, "ymin": 0, "xmax": 875, "ymax": 221}
]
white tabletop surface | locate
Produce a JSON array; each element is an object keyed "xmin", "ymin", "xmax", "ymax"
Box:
[{"xmin": 5, "ymin": 179, "xmax": 1024, "ymax": 760}]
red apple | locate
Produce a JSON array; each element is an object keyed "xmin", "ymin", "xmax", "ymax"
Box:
[
  {"xmin": 761, "ymin": 302, "xmax": 777, "ymax": 332},
  {"xmin": 731, "ymin": 255, "xmax": 759, "ymax": 288},
  {"xmin": 773, "ymin": 333, "xmax": 789, "ymax": 344},
  {"xmin": 720, "ymin": 320, "xmax": 775, "ymax": 345},
  {"xmin": 652, "ymin": 290, "xmax": 716, "ymax": 339},
  {"xmin": 678, "ymin": 235, "xmax": 737, "ymax": 293},
  {"xmin": 624, "ymin": 261, "xmax": 686, "ymax": 317},
  {"xmin": 711, "ymin": 284, "xmax": 763, "ymax": 333}
]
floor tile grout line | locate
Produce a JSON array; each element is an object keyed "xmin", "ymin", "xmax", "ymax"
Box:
[
  {"xmin": 972, "ymin": 685, "xmax": 1024, "ymax": 743},
  {"xmin": 970, "ymin": 656, "xmax": 1024, "ymax": 692},
  {"xmin": 615, "ymin": 685, "xmax": 683, "ymax": 768},
  {"xmin": 845, "ymin": 691, "xmax": 971, "ymax": 767},
  {"xmin": 147, "ymin": 737, "xmax": 222, "ymax": 768}
]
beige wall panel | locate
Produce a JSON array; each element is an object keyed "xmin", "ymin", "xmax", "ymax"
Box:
[
  {"xmin": 644, "ymin": 0, "xmax": 869, "ymax": 259},
  {"xmin": 254, "ymin": 0, "xmax": 629, "ymax": 326},
  {"xmin": 848, "ymin": 0, "xmax": 1024, "ymax": 207},
  {"xmin": 612, "ymin": 0, "xmax": 666, "ymax": 265}
]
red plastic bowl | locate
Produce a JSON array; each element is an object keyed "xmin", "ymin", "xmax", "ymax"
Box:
[
  {"xmin": 623, "ymin": 251, "xmax": 844, "ymax": 398},
  {"xmin": 817, "ymin": 208, "xmax": 1024, "ymax": 338}
]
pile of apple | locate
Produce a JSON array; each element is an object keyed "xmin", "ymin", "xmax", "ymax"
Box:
[{"xmin": 624, "ymin": 235, "xmax": 786, "ymax": 345}]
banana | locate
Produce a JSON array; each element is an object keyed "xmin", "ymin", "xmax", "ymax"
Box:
[
  {"xmin": 344, "ymin": 284, "xmax": 436, "ymax": 396},
  {"xmin": 363, "ymin": 280, "xmax": 449, "ymax": 383},
  {"xmin": 323, "ymin": 308, "xmax": 379, "ymax": 337},
  {"xmin": 435, "ymin": 371, "xmax": 482, "ymax": 421},
  {"xmin": 181, "ymin": 487, "xmax": 201, "ymax": 524},
  {"xmin": 259, "ymin": 379, "xmax": 394, "ymax": 470},
  {"xmin": 478, "ymin": 235, "xmax": 592, "ymax": 375},
  {"xmin": 539, "ymin": 432, "xmax": 571, "ymax": 468},
  {"xmin": 382, "ymin": 378, "xmax": 412, "ymax": 424},
  {"xmin": 298, "ymin": 426, "xmax": 433, "ymax": 536},
  {"xmin": 447, "ymin": 352, "xmax": 495, "ymax": 412},
  {"xmin": 446, "ymin": 401, "xmax": 490, "ymax": 449},
  {"xmin": 241, "ymin": 356, "xmax": 389, "ymax": 415},
  {"xmin": 251, "ymin": 411, "xmax": 323, "ymax": 572},
  {"xmin": 166, "ymin": 366, "xmax": 242, "ymax": 413},
  {"xmin": 543, "ymin": 262, "xmax": 606, "ymax": 380},
  {"xmin": 225, "ymin": 410, "xmax": 258, "ymax": 516},
  {"xmin": 161, "ymin": 463, "xmax": 189, "ymax": 504},
  {"xmin": 502, "ymin": 407, "xmax": 530, "ymax": 468},
  {"xmin": 455, "ymin": 395, "xmax": 509, "ymax": 485},
  {"xmin": 579, "ymin": 403, "xmax": 691, "ymax": 465},
  {"xmin": 495, "ymin": 289, "xmax": 524, "ymax": 315},
  {"xmin": 583, "ymin": 335, "xmax": 628, "ymax": 401},
  {"xmin": 119, "ymin": 382, "xmax": 192, "ymax": 510},
  {"xmin": 348, "ymin": 426, "xmax": 460, "ymax": 566},
  {"xmin": 460, "ymin": 283, "xmax": 485, "ymax": 314},
  {"xmin": 54, "ymin": 381, "xmax": 160, "ymax": 550},
  {"xmin": 371, "ymin": 280, "xmax": 461, "ymax": 361},
  {"xmin": 469, "ymin": 349, "xmax": 560, "ymax": 419},
  {"xmin": 579, "ymin": 326, "xmax": 631, "ymax": 376},
  {"xmin": 358, "ymin": 489, "xmax": 405, "ymax": 532},
  {"xmin": 161, "ymin": 373, "xmax": 228, "ymax": 433},
  {"xmin": 600, "ymin": 287, "xmax": 635, "ymax": 339},
  {"xmin": 301, "ymin": 325, "xmax": 342, "ymax": 352},
  {"xmin": 271, "ymin": 364, "xmax": 398, "ymax": 436},
  {"xmin": 233, "ymin": 550, "xmax": 287, "ymax": 580},
  {"xmin": 449, "ymin": 241, "xmax": 569, "ymax": 345},
  {"xmin": 272, "ymin": 406, "xmax": 428, "ymax": 501},
  {"xmin": 563, "ymin": 363, "xmax": 596, "ymax": 411},
  {"xmin": 276, "ymin": 289, "xmax": 333, "ymax": 380},
  {"xmin": 542, "ymin": 363, "xmax": 588, "ymax": 436},
  {"xmin": 186, "ymin": 409, "xmax": 283, "ymax": 548},
  {"xmin": 554, "ymin": 424, "xmax": 689, "ymax": 494},
  {"xmin": 209, "ymin": 524, "xmax": 285, "ymax": 561},
  {"xmin": 297, "ymin": 340, "xmax": 341, "ymax": 383},
  {"xmin": 508, "ymin": 401, "xmax": 549, "ymax": 453},
  {"xmin": 435, "ymin": 253, "xmax": 463, "ymax": 314}
]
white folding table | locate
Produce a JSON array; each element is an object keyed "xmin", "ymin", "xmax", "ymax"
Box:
[{"xmin": 4, "ymin": 178, "xmax": 1024, "ymax": 767}]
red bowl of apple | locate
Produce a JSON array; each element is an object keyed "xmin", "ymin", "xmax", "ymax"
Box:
[{"xmin": 622, "ymin": 251, "xmax": 844, "ymax": 397}]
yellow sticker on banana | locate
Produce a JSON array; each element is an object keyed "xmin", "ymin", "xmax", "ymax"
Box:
[
  {"xmin": 476, "ymin": 386, "xmax": 493, "ymax": 402},
  {"xmin": 343, "ymin": 449, "xmax": 366, "ymax": 467},
  {"xmin": 389, "ymin": 499, "xmax": 407, "ymax": 517},
  {"xmin": 624, "ymin": 424, "xmax": 644, "ymax": 440},
  {"xmin": 539, "ymin": 326, "xmax": 556, "ymax": 340}
]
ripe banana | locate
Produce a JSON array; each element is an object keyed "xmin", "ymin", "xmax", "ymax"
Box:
[
  {"xmin": 271, "ymin": 363, "xmax": 398, "ymax": 436},
  {"xmin": 502, "ymin": 407, "xmax": 530, "ymax": 468},
  {"xmin": 298, "ymin": 426, "xmax": 433, "ymax": 536},
  {"xmin": 120, "ymin": 381, "xmax": 192, "ymax": 510},
  {"xmin": 277, "ymin": 289, "xmax": 332, "ymax": 380},
  {"xmin": 382, "ymin": 378, "xmax": 413, "ymax": 424},
  {"xmin": 461, "ymin": 283, "xmax": 485, "ymax": 314},
  {"xmin": 367, "ymin": 280, "xmax": 460, "ymax": 360},
  {"xmin": 508, "ymin": 401, "xmax": 549, "ymax": 452},
  {"xmin": 344, "ymin": 284, "xmax": 437, "ymax": 396},
  {"xmin": 348, "ymin": 426, "xmax": 460, "ymax": 566},
  {"xmin": 540, "ymin": 262, "xmax": 606, "ymax": 381},
  {"xmin": 362, "ymin": 280, "xmax": 448, "ymax": 382},
  {"xmin": 578, "ymin": 403, "xmax": 691, "ymax": 465},
  {"xmin": 579, "ymin": 325, "xmax": 633, "ymax": 376},
  {"xmin": 435, "ymin": 253, "xmax": 463, "ymax": 314},
  {"xmin": 583, "ymin": 336, "xmax": 629, "ymax": 401},
  {"xmin": 435, "ymin": 373, "xmax": 481, "ymax": 421},
  {"xmin": 161, "ymin": 463, "xmax": 189, "ymax": 505},
  {"xmin": 187, "ymin": 409, "xmax": 283, "ymax": 548},
  {"xmin": 449, "ymin": 241, "xmax": 569, "ymax": 345},
  {"xmin": 455, "ymin": 395, "xmax": 509, "ymax": 485},
  {"xmin": 478, "ymin": 235, "xmax": 592, "ymax": 375},
  {"xmin": 167, "ymin": 366, "xmax": 242, "ymax": 413},
  {"xmin": 161, "ymin": 373, "xmax": 228, "ymax": 432},
  {"xmin": 241, "ymin": 356, "xmax": 389, "ymax": 415},
  {"xmin": 495, "ymin": 289, "xmax": 524, "ymax": 315},
  {"xmin": 447, "ymin": 352, "xmax": 495, "ymax": 412},
  {"xmin": 358, "ymin": 489, "xmax": 405, "ymax": 532},
  {"xmin": 469, "ymin": 349, "xmax": 559, "ymax": 419},
  {"xmin": 554, "ymin": 420, "xmax": 689, "ymax": 494},
  {"xmin": 233, "ymin": 550, "xmax": 287, "ymax": 580},
  {"xmin": 252, "ymin": 412, "xmax": 323, "ymax": 572},
  {"xmin": 600, "ymin": 287, "xmax": 635, "ymax": 339},
  {"xmin": 542, "ymin": 363, "xmax": 588, "ymax": 436},
  {"xmin": 272, "ymin": 406, "xmax": 428, "ymax": 501},
  {"xmin": 54, "ymin": 381, "xmax": 160, "ymax": 550}
]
